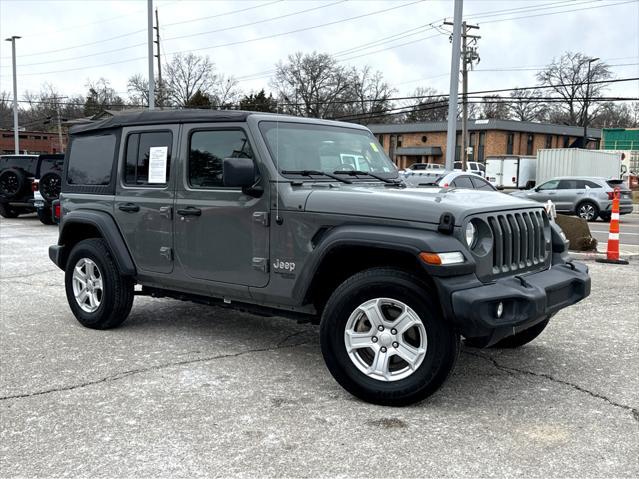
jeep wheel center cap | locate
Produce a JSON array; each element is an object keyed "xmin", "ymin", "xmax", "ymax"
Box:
[{"xmin": 379, "ymin": 332, "xmax": 393, "ymax": 348}]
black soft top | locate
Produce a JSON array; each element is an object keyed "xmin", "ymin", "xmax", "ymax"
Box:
[{"xmin": 70, "ymin": 109, "xmax": 252, "ymax": 135}]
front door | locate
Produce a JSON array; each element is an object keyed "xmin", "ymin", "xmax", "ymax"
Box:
[
  {"xmin": 114, "ymin": 126, "xmax": 178, "ymax": 274},
  {"xmin": 174, "ymin": 125, "xmax": 269, "ymax": 287}
]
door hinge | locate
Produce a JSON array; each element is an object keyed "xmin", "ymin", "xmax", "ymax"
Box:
[
  {"xmin": 252, "ymin": 211, "xmax": 270, "ymax": 227},
  {"xmin": 159, "ymin": 206, "xmax": 172, "ymax": 219},
  {"xmin": 252, "ymin": 257, "xmax": 269, "ymax": 273},
  {"xmin": 159, "ymin": 247, "xmax": 173, "ymax": 261}
]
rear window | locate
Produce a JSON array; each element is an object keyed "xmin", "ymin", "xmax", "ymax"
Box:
[
  {"xmin": 607, "ymin": 180, "xmax": 630, "ymax": 190},
  {"xmin": 67, "ymin": 135, "xmax": 116, "ymax": 185}
]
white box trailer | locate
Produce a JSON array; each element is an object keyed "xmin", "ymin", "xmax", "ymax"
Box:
[
  {"xmin": 485, "ymin": 155, "xmax": 536, "ymax": 189},
  {"xmin": 536, "ymin": 149, "xmax": 622, "ymax": 185}
]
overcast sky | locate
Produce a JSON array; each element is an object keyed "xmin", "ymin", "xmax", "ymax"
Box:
[{"xmin": 0, "ymin": 0, "xmax": 637, "ymax": 106}]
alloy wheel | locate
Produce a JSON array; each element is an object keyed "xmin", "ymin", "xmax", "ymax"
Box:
[
  {"xmin": 72, "ymin": 258, "xmax": 103, "ymax": 313},
  {"xmin": 344, "ymin": 298, "xmax": 427, "ymax": 382}
]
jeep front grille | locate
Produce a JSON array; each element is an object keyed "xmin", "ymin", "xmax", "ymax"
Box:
[{"xmin": 487, "ymin": 210, "xmax": 548, "ymax": 275}]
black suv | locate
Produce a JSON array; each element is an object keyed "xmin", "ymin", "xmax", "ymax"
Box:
[
  {"xmin": 49, "ymin": 110, "xmax": 591, "ymax": 406},
  {"xmin": 0, "ymin": 153, "xmax": 64, "ymax": 220}
]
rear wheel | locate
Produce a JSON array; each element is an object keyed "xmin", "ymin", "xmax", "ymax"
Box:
[
  {"xmin": 320, "ymin": 268, "xmax": 460, "ymax": 406},
  {"xmin": 0, "ymin": 202, "xmax": 19, "ymax": 218},
  {"xmin": 65, "ymin": 238, "xmax": 134, "ymax": 329},
  {"xmin": 0, "ymin": 168, "xmax": 26, "ymax": 199},
  {"xmin": 37, "ymin": 207, "xmax": 55, "ymax": 225},
  {"xmin": 577, "ymin": 201, "xmax": 599, "ymax": 221},
  {"xmin": 39, "ymin": 173, "xmax": 62, "ymax": 202}
]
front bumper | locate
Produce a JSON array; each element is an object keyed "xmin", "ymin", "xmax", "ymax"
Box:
[{"xmin": 437, "ymin": 261, "xmax": 590, "ymax": 345}]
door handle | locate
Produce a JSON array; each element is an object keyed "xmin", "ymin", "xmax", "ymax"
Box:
[
  {"xmin": 118, "ymin": 203, "xmax": 140, "ymax": 212},
  {"xmin": 177, "ymin": 207, "xmax": 202, "ymax": 217}
]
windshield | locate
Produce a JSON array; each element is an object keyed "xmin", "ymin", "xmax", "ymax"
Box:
[{"xmin": 259, "ymin": 121, "xmax": 398, "ymax": 179}]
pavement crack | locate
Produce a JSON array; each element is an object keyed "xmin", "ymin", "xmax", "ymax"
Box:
[
  {"xmin": 0, "ymin": 268, "xmax": 60, "ymax": 280},
  {"xmin": 0, "ymin": 339, "xmax": 312, "ymax": 402},
  {"xmin": 464, "ymin": 350, "xmax": 639, "ymax": 421}
]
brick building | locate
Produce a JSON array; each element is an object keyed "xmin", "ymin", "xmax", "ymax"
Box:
[
  {"xmin": 0, "ymin": 129, "xmax": 65, "ymax": 154},
  {"xmin": 368, "ymin": 119, "xmax": 601, "ymax": 169}
]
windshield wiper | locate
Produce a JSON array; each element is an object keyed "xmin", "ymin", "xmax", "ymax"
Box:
[
  {"xmin": 333, "ymin": 170, "xmax": 404, "ymax": 186},
  {"xmin": 281, "ymin": 170, "xmax": 352, "ymax": 184}
]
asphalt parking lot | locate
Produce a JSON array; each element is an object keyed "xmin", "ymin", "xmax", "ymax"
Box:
[
  {"xmin": 1, "ymin": 215, "xmax": 638, "ymax": 478},
  {"xmin": 588, "ymin": 212, "xmax": 639, "ymax": 256}
]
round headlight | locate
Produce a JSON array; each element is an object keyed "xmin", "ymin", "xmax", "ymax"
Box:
[{"xmin": 465, "ymin": 222, "xmax": 477, "ymax": 248}]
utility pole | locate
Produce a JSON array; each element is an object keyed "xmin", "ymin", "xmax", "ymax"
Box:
[
  {"xmin": 583, "ymin": 57, "xmax": 600, "ymax": 148},
  {"xmin": 154, "ymin": 8, "xmax": 163, "ymax": 109},
  {"xmin": 444, "ymin": 19, "xmax": 479, "ymax": 171},
  {"xmin": 147, "ymin": 0, "xmax": 155, "ymax": 110},
  {"xmin": 5, "ymin": 35, "xmax": 21, "ymax": 154},
  {"xmin": 444, "ymin": 0, "xmax": 463, "ymax": 171},
  {"xmin": 55, "ymin": 101, "xmax": 64, "ymax": 152}
]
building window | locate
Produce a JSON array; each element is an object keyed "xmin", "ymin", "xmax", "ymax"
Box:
[
  {"xmin": 563, "ymin": 136, "xmax": 570, "ymax": 148},
  {"xmin": 469, "ymin": 132, "xmax": 476, "ymax": 161},
  {"xmin": 421, "ymin": 135, "xmax": 427, "ymax": 143},
  {"xmin": 545, "ymin": 135, "xmax": 552, "ymax": 148},
  {"xmin": 478, "ymin": 131, "xmax": 486, "ymax": 162},
  {"xmin": 506, "ymin": 133, "xmax": 514, "ymax": 154},
  {"xmin": 396, "ymin": 135, "xmax": 403, "ymax": 148},
  {"xmin": 526, "ymin": 134, "xmax": 534, "ymax": 155},
  {"xmin": 378, "ymin": 135, "xmax": 384, "ymax": 147}
]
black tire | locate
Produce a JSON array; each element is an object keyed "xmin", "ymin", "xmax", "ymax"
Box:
[
  {"xmin": 0, "ymin": 168, "xmax": 26, "ymax": 199},
  {"xmin": 576, "ymin": 201, "xmax": 599, "ymax": 222},
  {"xmin": 320, "ymin": 268, "xmax": 460, "ymax": 406},
  {"xmin": 0, "ymin": 202, "xmax": 19, "ymax": 218},
  {"xmin": 64, "ymin": 238, "xmax": 134, "ymax": 330},
  {"xmin": 599, "ymin": 213, "xmax": 611, "ymax": 222},
  {"xmin": 39, "ymin": 172, "xmax": 62, "ymax": 202},
  {"xmin": 37, "ymin": 207, "xmax": 55, "ymax": 225},
  {"xmin": 490, "ymin": 317, "xmax": 551, "ymax": 348}
]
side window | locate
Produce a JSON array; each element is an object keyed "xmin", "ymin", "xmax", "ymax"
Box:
[
  {"xmin": 558, "ymin": 179, "xmax": 577, "ymax": 189},
  {"xmin": 124, "ymin": 131, "xmax": 172, "ymax": 186},
  {"xmin": 452, "ymin": 176, "xmax": 473, "ymax": 188},
  {"xmin": 583, "ymin": 180, "xmax": 601, "ymax": 188},
  {"xmin": 67, "ymin": 134, "xmax": 116, "ymax": 185},
  {"xmin": 189, "ymin": 129, "xmax": 254, "ymax": 188},
  {"xmin": 470, "ymin": 176, "xmax": 494, "ymax": 190},
  {"xmin": 539, "ymin": 179, "xmax": 560, "ymax": 190}
]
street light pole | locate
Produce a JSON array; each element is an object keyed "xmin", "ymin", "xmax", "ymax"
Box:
[
  {"xmin": 5, "ymin": 35, "xmax": 21, "ymax": 154},
  {"xmin": 582, "ymin": 57, "xmax": 599, "ymax": 148}
]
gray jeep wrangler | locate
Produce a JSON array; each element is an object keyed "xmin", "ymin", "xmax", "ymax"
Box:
[{"xmin": 49, "ymin": 110, "xmax": 590, "ymax": 406}]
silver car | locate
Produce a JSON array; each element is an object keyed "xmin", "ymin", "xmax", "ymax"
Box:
[
  {"xmin": 511, "ymin": 176, "xmax": 633, "ymax": 221},
  {"xmin": 405, "ymin": 170, "xmax": 497, "ymax": 190}
]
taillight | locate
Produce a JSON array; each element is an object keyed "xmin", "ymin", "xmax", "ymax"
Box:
[
  {"xmin": 32, "ymin": 180, "xmax": 39, "ymax": 192},
  {"xmin": 607, "ymin": 192, "xmax": 615, "ymax": 200},
  {"xmin": 443, "ymin": 183, "xmax": 449, "ymax": 187},
  {"xmin": 53, "ymin": 200, "xmax": 61, "ymax": 221}
]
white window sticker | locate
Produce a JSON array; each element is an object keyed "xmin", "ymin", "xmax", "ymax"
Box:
[{"xmin": 148, "ymin": 146, "xmax": 168, "ymax": 183}]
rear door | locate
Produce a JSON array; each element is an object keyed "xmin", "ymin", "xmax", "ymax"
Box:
[
  {"xmin": 556, "ymin": 179, "xmax": 579, "ymax": 211},
  {"xmin": 114, "ymin": 126, "xmax": 178, "ymax": 274}
]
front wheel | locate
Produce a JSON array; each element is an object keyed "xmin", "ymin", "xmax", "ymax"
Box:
[
  {"xmin": 64, "ymin": 238, "xmax": 134, "ymax": 329},
  {"xmin": 320, "ymin": 268, "xmax": 460, "ymax": 406},
  {"xmin": 0, "ymin": 202, "xmax": 19, "ymax": 218},
  {"xmin": 577, "ymin": 201, "xmax": 599, "ymax": 222}
]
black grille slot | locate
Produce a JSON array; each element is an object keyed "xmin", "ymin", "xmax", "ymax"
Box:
[{"xmin": 487, "ymin": 210, "xmax": 549, "ymax": 275}]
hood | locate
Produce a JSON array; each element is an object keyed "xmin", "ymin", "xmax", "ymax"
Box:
[{"xmin": 304, "ymin": 184, "xmax": 542, "ymax": 224}]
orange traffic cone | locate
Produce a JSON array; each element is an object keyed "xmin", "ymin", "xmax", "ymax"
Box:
[{"xmin": 597, "ymin": 187, "xmax": 629, "ymax": 265}]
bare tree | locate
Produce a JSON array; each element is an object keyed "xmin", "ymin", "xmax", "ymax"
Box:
[
  {"xmin": 590, "ymin": 102, "xmax": 638, "ymax": 128},
  {"xmin": 211, "ymin": 74, "xmax": 241, "ymax": 108},
  {"xmin": 403, "ymin": 87, "xmax": 448, "ymax": 122},
  {"xmin": 341, "ymin": 66, "xmax": 395, "ymax": 124},
  {"xmin": 0, "ymin": 91, "xmax": 14, "ymax": 129},
  {"xmin": 271, "ymin": 51, "xmax": 352, "ymax": 118},
  {"xmin": 164, "ymin": 53, "xmax": 217, "ymax": 107},
  {"xmin": 536, "ymin": 52, "xmax": 611, "ymax": 126},
  {"xmin": 127, "ymin": 74, "xmax": 170, "ymax": 107},
  {"xmin": 509, "ymin": 88, "xmax": 548, "ymax": 122},
  {"xmin": 479, "ymin": 94, "xmax": 510, "ymax": 119}
]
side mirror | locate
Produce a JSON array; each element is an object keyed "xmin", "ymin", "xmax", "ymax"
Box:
[
  {"xmin": 223, "ymin": 157, "xmax": 256, "ymax": 187},
  {"xmin": 222, "ymin": 157, "xmax": 263, "ymax": 197}
]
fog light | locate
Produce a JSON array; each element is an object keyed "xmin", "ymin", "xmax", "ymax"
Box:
[{"xmin": 496, "ymin": 302, "xmax": 504, "ymax": 319}]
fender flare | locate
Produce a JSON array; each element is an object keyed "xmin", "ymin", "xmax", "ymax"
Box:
[
  {"xmin": 56, "ymin": 209, "xmax": 136, "ymax": 275},
  {"xmin": 293, "ymin": 224, "xmax": 474, "ymax": 303}
]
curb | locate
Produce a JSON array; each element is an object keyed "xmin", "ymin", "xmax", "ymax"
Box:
[{"xmin": 569, "ymin": 251, "xmax": 638, "ymax": 262}]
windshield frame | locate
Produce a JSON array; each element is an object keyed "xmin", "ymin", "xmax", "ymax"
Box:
[{"xmin": 258, "ymin": 120, "xmax": 399, "ymax": 181}]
